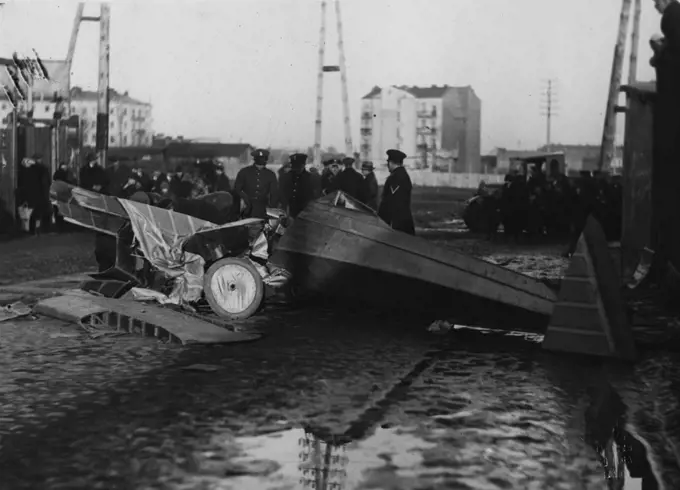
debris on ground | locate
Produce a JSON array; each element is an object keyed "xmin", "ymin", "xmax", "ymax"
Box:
[
  {"xmin": 427, "ymin": 320, "xmax": 454, "ymax": 333},
  {"xmin": 181, "ymin": 364, "xmax": 223, "ymax": 372},
  {"xmin": 0, "ymin": 302, "xmax": 32, "ymax": 322}
]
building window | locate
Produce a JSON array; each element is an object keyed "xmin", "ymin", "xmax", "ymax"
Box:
[
  {"xmin": 91, "ymin": 120, "xmax": 96, "ymax": 129},
  {"xmin": 110, "ymin": 136, "xmax": 116, "ymax": 144},
  {"xmin": 45, "ymin": 105, "xmax": 51, "ymax": 113},
  {"xmin": 123, "ymin": 135, "xmax": 127, "ymax": 145},
  {"xmin": 420, "ymin": 102, "xmax": 426, "ymax": 112}
]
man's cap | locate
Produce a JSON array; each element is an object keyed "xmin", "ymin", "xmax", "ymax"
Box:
[
  {"xmin": 342, "ymin": 157, "xmax": 355, "ymax": 166},
  {"xmin": 290, "ymin": 153, "xmax": 308, "ymax": 167},
  {"xmin": 386, "ymin": 149, "xmax": 406, "ymax": 164},
  {"xmin": 361, "ymin": 161, "xmax": 375, "ymax": 171},
  {"xmin": 330, "ymin": 158, "xmax": 341, "ymax": 166},
  {"xmin": 251, "ymin": 149, "xmax": 270, "ymax": 160}
]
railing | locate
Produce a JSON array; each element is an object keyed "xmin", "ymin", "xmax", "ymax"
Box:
[{"xmin": 360, "ymin": 127, "xmax": 372, "ymax": 135}]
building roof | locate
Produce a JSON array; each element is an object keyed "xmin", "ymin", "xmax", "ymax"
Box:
[
  {"xmin": 70, "ymin": 87, "xmax": 150, "ymax": 106},
  {"xmin": 361, "ymin": 84, "xmax": 473, "ymax": 100}
]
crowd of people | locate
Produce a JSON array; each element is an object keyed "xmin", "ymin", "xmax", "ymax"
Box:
[
  {"xmin": 468, "ymin": 158, "xmax": 623, "ymax": 256},
  {"xmin": 12, "ymin": 147, "xmax": 411, "ymax": 236}
]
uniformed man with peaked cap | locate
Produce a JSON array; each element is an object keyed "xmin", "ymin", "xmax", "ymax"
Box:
[
  {"xmin": 378, "ymin": 149, "xmax": 415, "ymax": 235},
  {"xmin": 279, "ymin": 153, "xmax": 315, "ymax": 218},
  {"xmin": 233, "ymin": 148, "xmax": 279, "ymax": 219}
]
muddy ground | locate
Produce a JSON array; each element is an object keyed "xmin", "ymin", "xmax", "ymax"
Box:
[{"xmin": 1, "ymin": 189, "xmax": 679, "ymax": 489}]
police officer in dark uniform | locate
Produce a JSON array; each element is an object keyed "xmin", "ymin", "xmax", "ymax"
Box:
[
  {"xmin": 233, "ymin": 148, "xmax": 279, "ymax": 219},
  {"xmin": 336, "ymin": 156, "xmax": 364, "ymax": 199},
  {"xmin": 359, "ymin": 161, "xmax": 379, "ymax": 209},
  {"xmin": 279, "ymin": 153, "xmax": 315, "ymax": 218},
  {"xmin": 378, "ymin": 149, "xmax": 415, "ymax": 235}
]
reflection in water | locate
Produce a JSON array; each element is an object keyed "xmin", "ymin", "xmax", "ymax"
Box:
[
  {"xmin": 298, "ymin": 429, "xmax": 349, "ymax": 489},
  {"xmin": 226, "ymin": 425, "xmax": 435, "ymax": 489},
  {"xmin": 584, "ymin": 380, "xmax": 660, "ymax": 490}
]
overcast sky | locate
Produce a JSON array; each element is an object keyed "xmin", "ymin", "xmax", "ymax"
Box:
[{"xmin": 0, "ymin": 0, "xmax": 663, "ymax": 153}]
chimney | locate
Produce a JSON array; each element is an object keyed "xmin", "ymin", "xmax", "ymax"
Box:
[{"xmin": 431, "ymin": 84, "xmax": 437, "ymax": 88}]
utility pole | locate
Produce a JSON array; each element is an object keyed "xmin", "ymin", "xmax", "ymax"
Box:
[
  {"xmin": 540, "ymin": 79, "xmax": 558, "ymax": 151},
  {"xmin": 64, "ymin": 3, "xmax": 85, "ymax": 118},
  {"xmin": 312, "ymin": 0, "xmax": 353, "ymax": 168},
  {"xmin": 598, "ymin": 0, "xmax": 632, "ymax": 171},
  {"xmin": 96, "ymin": 3, "xmax": 111, "ymax": 168},
  {"xmin": 628, "ymin": 0, "xmax": 642, "ymax": 84}
]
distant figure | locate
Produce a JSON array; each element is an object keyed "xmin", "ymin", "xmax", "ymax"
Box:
[
  {"xmin": 233, "ymin": 148, "xmax": 279, "ymax": 219},
  {"xmin": 336, "ymin": 156, "xmax": 363, "ymax": 199},
  {"xmin": 359, "ymin": 161, "xmax": 379, "ymax": 210},
  {"xmin": 321, "ymin": 159, "xmax": 341, "ymax": 195},
  {"xmin": 79, "ymin": 155, "xmax": 109, "ymax": 193},
  {"xmin": 378, "ymin": 149, "xmax": 415, "ymax": 235},
  {"xmin": 53, "ymin": 162, "xmax": 74, "ymax": 184},
  {"xmin": 308, "ymin": 166, "xmax": 323, "ymax": 199},
  {"xmin": 212, "ymin": 163, "xmax": 231, "ymax": 192},
  {"xmin": 279, "ymin": 153, "xmax": 315, "ymax": 218}
]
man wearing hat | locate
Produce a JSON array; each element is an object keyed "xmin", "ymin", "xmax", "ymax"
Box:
[
  {"xmin": 359, "ymin": 161, "xmax": 379, "ymax": 210},
  {"xmin": 336, "ymin": 156, "xmax": 363, "ymax": 200},
  {"xmin": 233, "ymin": 148, "xmax": 279, "ymax": 219},
  {"xmin": 279, "ymin": 153, "xmax": 315, "ymax": 218},
  {"xmin": 321, "ymin": 158, "xmax": 341, "ymax": 195},
  {"xmin": 79, "ymin": 154, "xmax": 109, "ymax": 193},
  {"xmin": 212, "ymin": 161, "xmax": 231, "ymax": 193},
  {"xmin": 378, "ymin": 149, "xmax": 415, "ymax": 235}
]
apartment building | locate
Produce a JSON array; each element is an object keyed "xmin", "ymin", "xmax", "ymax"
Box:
[
  {"xmin": 0, "ymin": 86, "xmax": 153, "ymax": 148},
  {"xmin": 360, "ymin": 84, "xmax": 481, "ymax": 172}
]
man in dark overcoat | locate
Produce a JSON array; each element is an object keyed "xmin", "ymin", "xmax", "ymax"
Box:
[
  {"xmin": 359, "ymin": 161, "xmax": 379, "ymax": 210},
  {"xmin": 336, "ymin": 156, "xmax": 363, "ymax": 200},
  {"xmin": 378, "ymin": 149, "xmax": 415, "ymax": 235},
  {"xmin": 233, "ymin": 148, "xmax": 279, "ymax": 219},
  {"xmin": 212, "ymin": 162, "xmax": 231, "ymax": 192},
  {"xmin": 279, "ymin": 153, "xmax": 315, "ymax": 218},
  {"xmin": 321, "ymin": 159, "xmax": 341, "ymax": 195}
]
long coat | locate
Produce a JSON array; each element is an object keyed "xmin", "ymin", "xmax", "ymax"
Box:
[
  {"xmin": 233, "ymin": 164, "xmax": 279, "ymax": 219},
  {"xmin": 360, "ymin": 172, "xmax": 379, "ymax": 210},
  {"xmin": 279, "ymin": 170, "xmax": 315, "ymax": 217},
  {"xmin": 377, "ymin": 166, "xmax": 415, "ymax": 235},
  {"xmin": 336, "ymin": 167, "xmax": 364, "ymax": 200}
]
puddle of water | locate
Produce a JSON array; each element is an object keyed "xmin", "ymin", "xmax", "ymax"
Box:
[{"xmin": 207, "ymin": 426, "xmax": 435, "ymax": 489}]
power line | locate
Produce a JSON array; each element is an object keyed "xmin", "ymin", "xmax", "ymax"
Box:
[{"xmin": 540, "ymin": 79, "xmax": 559, "ymax": 149}]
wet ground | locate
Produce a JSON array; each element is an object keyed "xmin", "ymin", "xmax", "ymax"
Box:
[{"xmin": 1, "ymin": 211, "xmax": 680, "ymax": 489}]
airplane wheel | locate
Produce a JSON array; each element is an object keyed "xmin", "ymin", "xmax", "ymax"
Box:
[{"xmin": 204, "ymin": 257, "xmax": 264, "ymax": 320}]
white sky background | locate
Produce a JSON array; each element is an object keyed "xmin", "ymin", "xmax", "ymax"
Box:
[{"xmin": 0, "ymin": 0, "xmax": 663, "ymax": 154}]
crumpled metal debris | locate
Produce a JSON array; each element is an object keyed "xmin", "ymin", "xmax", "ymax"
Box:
[
  {"xmin": 0, "ymin": 302, "xmax": 32, "ymax": 322},
  {"xmin": 427, "ymin": 320, "xmax": 454, "ymax": 333}
]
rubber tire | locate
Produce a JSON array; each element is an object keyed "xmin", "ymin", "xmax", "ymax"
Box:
[{"xmin": 204, "ymin": 257, "xmax": 265, "ymax": 320}]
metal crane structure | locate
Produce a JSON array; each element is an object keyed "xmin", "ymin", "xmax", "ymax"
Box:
[
  {"xmin": 313, "ymin": 0, "xmax": 353, "ymax": 168},
  {"xmin": 65, "ymin": 2, "xmax": 111, "ymax": 168}
]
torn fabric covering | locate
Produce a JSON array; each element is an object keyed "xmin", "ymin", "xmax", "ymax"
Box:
[{"xmin": 118, "ymin": 199, "xmax": 207, "ymax": 303}]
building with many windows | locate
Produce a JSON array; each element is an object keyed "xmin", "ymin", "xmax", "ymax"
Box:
[
  {"xmin": 0, "ymin": 86, "xmax": 153, "ymax": 148},
  {"xmin": 360, "ymin": 84, "xmax": 481, "ymax": 172}
]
